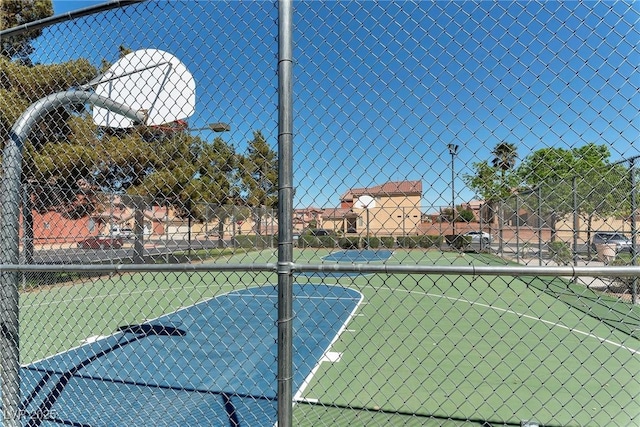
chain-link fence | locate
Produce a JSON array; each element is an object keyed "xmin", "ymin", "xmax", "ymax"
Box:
[{"xmin": 1, "ymin": 1, "xmax": 638, "ymax": 426}]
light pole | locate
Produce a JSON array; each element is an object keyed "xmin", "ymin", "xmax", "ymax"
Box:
[
  {"xmin": 184, "ymin": 122, "xmax": 230, "ymax": 254},
  {"xmin": 448, "ymin": 144, "xmax": 459, "ymax": 236},
  {"xmin": 189, "ymin": 122, "xmax": 232, "ymax": 132}
]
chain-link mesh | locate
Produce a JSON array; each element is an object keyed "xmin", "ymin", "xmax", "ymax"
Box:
[{"xmin": 0, "ymin": 1, "xmax": 638, "ymax": 426}]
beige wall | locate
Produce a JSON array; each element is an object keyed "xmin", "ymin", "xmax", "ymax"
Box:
[
  {"xmin": 555, "ymin": 215, "xmax": 633, "ymax": 244},
  {"xmin": 346, "ymin": 194, "xmax": 422, "ymax": 236}
]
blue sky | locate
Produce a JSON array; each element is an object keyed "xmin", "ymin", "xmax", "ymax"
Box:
[
  {"xmin": 40, "ymin": 1, "xmax": 639, "ymax": 211},
  {"xmin": 52, "ymin": 0, "xmax": 104, "ymax": 15}
]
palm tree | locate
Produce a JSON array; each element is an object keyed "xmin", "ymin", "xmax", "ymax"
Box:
[
  {"xmin": 492, "ymin": 142, "xmax": 518, "ymax": 176},
  {"xmin": 491, "ymin": 142, "xmax": 517, "ymax": 254}
]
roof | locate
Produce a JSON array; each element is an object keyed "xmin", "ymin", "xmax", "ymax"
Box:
[
  {"xmin": 322, "ymin": 207, "xmax": 358, "ymax": 220},
  {"xmin": 340, "ymin": 180, "xmax": 422, "ymax": 201}
]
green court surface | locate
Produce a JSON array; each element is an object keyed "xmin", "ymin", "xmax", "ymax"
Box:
[{"xmin": 19, "ymin": 249, "xmax": 640, "ymax": 426}]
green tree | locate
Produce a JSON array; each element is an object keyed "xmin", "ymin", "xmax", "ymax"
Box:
[
  {"xmin": 0, "ymin": 57, "xmax": 96, "ymax": 146},
  {"xmin": 456, "ymin": 207, "xmax": 475, "ymax": 223},
  {"xmin": 465, "ymin": 143, "xmax": 519, "ymax": 204},
  {"xmin": 464, "ymin": 142, "xmax": 519, "ymax": 251},
  {"xmin": 185, "ymin": 135, "xmax": 239, "ymax": 246},
  {"xmin": 1, "ymin": 0, "xmax": 53, "ymax": 62},
  {"xmin": 492, "ymin": 142, "xmax": 518, "ymax": 174},
  {"xmin": 240, "ymin": 130, "xmax": 278, "ymax": 235},
  {"xmin": 515, "ymin": 147, "xmax": 574, "ymax": 241},
  {"xmin": 0, "ymin": 54, "xmax": 97, "ymax": 217},
  {"xmin": 517, "ymin": 143, "xmax": 629, "ymax": 248},
  {"xmin": 492, "ymin": 142, "xmax": 517, "ymax": 252}
]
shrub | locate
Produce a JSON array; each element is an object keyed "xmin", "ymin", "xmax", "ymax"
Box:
[
  {"xmin": 419, "ymin": 235, "xmax": 442, "ymax": 248},
  {"xmin": 298, "ymin": 234, "xmax": 316, "ymax": 248},
  {"xmin": 607, "ymin": 257, "xmax": 636, "ymax": 293},
  {"xmin": 317, "ymin": 236, "xmax": 337, "ymax": 248},
  {"xmin": 367, "ymin": 237, "xmax": 381, "ymax": 248},
  {"xmin": 456, "ymin": 208, "xmax": 475, "ymax": 223},
  {"xmin": 547, "ymin": 241, "xmax": 572, "ymax": 265},
  {"xmin": 445, "ymin": 234, "xmax": 471, "ymax": 250},
  {"xmin": 379, "ymin": 237, "xmax": 395, "ymax": 248},
  {"xmin": 397, "ymin": 236, "xmax": 420, "ymax": 248},
  {"xmin": 339, "ymin": 237, "xmax": 360, "ymax": 249},
  {"xmin": 232, "ymin": 234, "xmax": 276, "ymax": 248},
  {"xmin": 300, "ymin": 236, "xmax": 332, "ymax": 248}
]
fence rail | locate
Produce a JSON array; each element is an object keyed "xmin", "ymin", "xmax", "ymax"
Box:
[{"xmin": 1, "ymin": 1, "xmax": 638, "ymax": 426}]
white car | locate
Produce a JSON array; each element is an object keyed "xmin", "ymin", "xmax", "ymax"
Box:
[
  {"xmin": 463, "ymin": 231, "xmax": 492, "ymax": 245},
  {"xmin": 110, "ymin": 226, "xmax": 134, "ymax": 239}
]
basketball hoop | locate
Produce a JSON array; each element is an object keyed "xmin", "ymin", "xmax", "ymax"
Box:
[{"xmin": 93, "ymin": 49, "xmax": 196, "ymax": 128}]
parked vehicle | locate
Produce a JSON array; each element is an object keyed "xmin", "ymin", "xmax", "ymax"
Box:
[
  {"xmin": 110, "ymin": 226, "xmax": 134, "ymax": 239},
  {"xmin": 463, "ymin": 231, "xmax": 492, "ymax": 245},
  {"xmin": 591, "ymin": 232, "xmax": 632, "ymax": 253},
  {"xmin": 309, "ymin": 228, "xmax": 335, "ymax": 236},
  {"xmin": 78, "ymin": 236, "xmax": 124, "ymax": 249},
  {"xmin": 119, "ymin": 228, "xmax": 134, "ymax": 239}
]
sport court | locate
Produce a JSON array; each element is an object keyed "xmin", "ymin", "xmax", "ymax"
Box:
[
  {"xmin": 18, "ymin": 283, "xmax": 361, "ymax": 426},
  {"xmin": 14, "ymin": 249, "xmax": 640, "ymax": 426}
]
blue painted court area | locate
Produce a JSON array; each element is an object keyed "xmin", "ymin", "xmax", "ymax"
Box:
[
  {"xmin": 323, "ymin": 249, "xmax": 393, "ymax": 262},
  {"xmin": 298, "ymin": 250, "xmax": 393, "ymax": 278},
  {"xmin": 13, "ymin": 284, "xmax": 362, "ymax": 427}
]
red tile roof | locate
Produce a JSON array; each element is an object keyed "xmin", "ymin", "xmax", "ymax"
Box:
[{"xmin": 340, "ymin": 180, "xmax": 422, "ymax": 201}]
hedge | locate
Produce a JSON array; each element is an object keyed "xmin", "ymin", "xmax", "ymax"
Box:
[
  {"xmin": 397, "ymin": 236, "xmax": 420, "ymax": 248},
  {"xmin": 339, "ymin": 237, "xmax": 360, "ymax": 249},
  {"xmin": 379, "ymin": 237, "xmax": 395, "ymax": 248},
  {"xmin": 547, "ymin": 241, "xmax": 572, "ymax": 265},
  {"xmin": 299, "ymin": 235, "xmax": 337, "ymax": 248},
  {"xmin": 419, "ymin": 235, "xmax": 442, "ymax": 248},
  {"xmin": 445, "ymin": 234, "xmax": 471, "ymax": 250}
]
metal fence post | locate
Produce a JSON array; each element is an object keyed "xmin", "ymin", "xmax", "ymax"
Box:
[
  {"xmin": 277, "ymin": 1, "xmax": 294, "ymax": 425},
  {"xmin": 630, "ymin": 158, "xmax": 637, "ymax": 304},
  {"xmin": 538, "ymin": 186, "xmax": 543, "ymax": 266},
  {"xmin": 1, "ymin": 133, "xmax": 23, "ymax": 427},
  {"xmin": 573, "ymin": 176, "xmax": 579, "ymax": 270}
]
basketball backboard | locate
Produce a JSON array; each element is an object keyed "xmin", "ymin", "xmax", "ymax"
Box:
[{"xmin": 93, "ymin": 49, "xmax": 196, "ymax": 128}]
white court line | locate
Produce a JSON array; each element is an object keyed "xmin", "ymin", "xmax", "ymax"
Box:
[
  {"xmin": 372, "ymin": 285, "xmax": 639, "ymax": 355},
  {"xmin": 25, "ymin": 286, "xmax": 246, "ymax": 365},
  {"xmin": 21, "ymin": 281, "xmax": 251, "ymax": 309},
  {"xmin": 292, "ymin": 289, "xmax": 365, "ymax": 404}
]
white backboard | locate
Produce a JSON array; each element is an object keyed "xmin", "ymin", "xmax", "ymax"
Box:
[
  {"xmin": 354, "ymin": 195, "xmax": 376, "ymax": 209},
  {"xmin": 93, "ymin": 49, "xmax": 196, "ymax": 128}
]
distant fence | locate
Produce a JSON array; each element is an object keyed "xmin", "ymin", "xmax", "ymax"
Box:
[{"xmin": 1, "ymin": 2, "xmax": 638, "ymax": 426}]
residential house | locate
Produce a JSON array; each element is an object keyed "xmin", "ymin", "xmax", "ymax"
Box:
[
  {"xmin": 293, "ymin": 207, "xmax": 324, "ymax": 232},
  {"xmin": 322, "ymin": 180, "xmax": 423, "ymax": 236}
]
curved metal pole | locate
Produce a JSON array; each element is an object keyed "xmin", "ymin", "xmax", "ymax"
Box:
[{"xmin": 1, "ymin": 90, "xmax": 145, "ymax": 427}]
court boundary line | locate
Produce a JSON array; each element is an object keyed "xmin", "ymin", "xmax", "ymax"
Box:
[
  {"xmin": 24, "ymin": 286, "xmax": 247, "ymax": 366},
  {"xmin": 24, "ymin": 283, "xmax": 364, "ymax": 426},
  {"xmin": 292, "ymin": 286, "xmax": 365, "ymax": 405},
  {"xmin": 360, "ymin": 283, "xmax": 639, "ymax": 355}
]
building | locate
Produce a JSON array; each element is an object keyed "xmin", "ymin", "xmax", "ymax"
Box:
[{"xmin": 322, "ymin": 180, "xmax": 423, "ymax": 236}]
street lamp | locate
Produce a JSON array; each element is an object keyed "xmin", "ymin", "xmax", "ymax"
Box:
[
  {"xmin": 448, "ymin": 144, "xmax": 459, "ymax": 236},
  {"xmin": 189, "ymin": 122, "xmax": 231, "ymax": 132},
  {"xmin": 185, "ymin": 122, "xmax": 231, "ymax": 254}
]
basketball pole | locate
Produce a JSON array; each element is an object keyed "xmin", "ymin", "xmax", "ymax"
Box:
[{"xmin": 0, "ymin": 91, "xmax": 145, "ymax": 427}]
